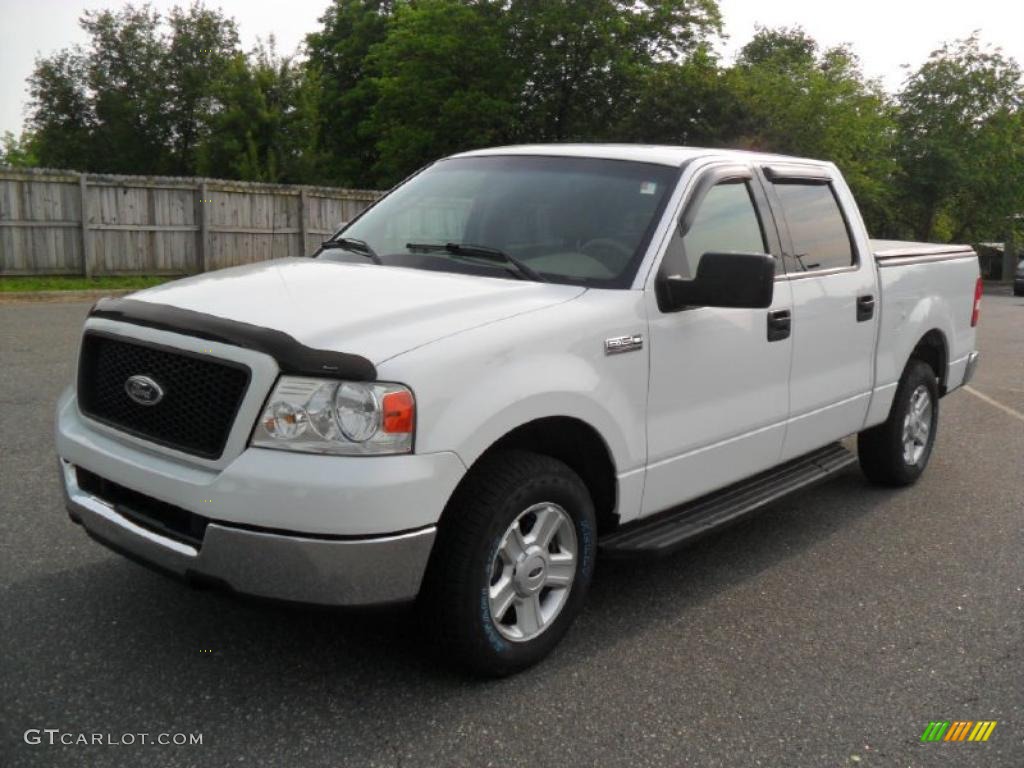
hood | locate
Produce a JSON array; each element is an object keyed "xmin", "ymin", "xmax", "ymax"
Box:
[{"xmin": 130, "ymin": 258, "xmax": 585, "ymax": 364}]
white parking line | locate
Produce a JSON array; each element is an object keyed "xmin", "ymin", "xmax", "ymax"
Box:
[{"xmin": 964, "ymin": 386, "xmax": 1024, "ymax": 423}]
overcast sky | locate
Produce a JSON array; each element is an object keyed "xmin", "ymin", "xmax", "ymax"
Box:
[{"xmin": 2, "ymin": 0, "xmax": 1023, "ymax": 138}]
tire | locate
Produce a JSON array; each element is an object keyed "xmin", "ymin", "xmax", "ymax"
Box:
[
  {"xmin": 857, "ymin": 359, "xmax": 939, "ymax": 486},
  {"xmin": 420, "ymin": 449, "xmax": 597, "ymax": 677}
]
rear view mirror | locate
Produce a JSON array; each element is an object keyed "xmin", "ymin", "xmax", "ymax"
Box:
[{"xmin": 657, "ymin": 252, "xmax": 775, "ymax": 311}]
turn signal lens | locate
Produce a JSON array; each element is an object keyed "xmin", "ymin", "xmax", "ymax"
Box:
[
  {"xmin": 262, "ymin": 401, "xmax": 307, "ymax": 440},
  {"xmin": 382, "ymin": 390, "xmax": 415, "ymax": 433}
]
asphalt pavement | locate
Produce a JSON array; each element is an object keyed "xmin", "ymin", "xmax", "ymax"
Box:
[{"xmin": 1, "ymin": 289, "xmax": 1021, "ymax": 767}]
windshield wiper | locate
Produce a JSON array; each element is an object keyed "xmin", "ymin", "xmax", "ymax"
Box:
[
  {"xmin": 405, "ymin": 242, "xmax": 546, "ymax": 282},
  {"xmin": 320, "ymin": 236, "xmax": 383, "ymax": 265}
]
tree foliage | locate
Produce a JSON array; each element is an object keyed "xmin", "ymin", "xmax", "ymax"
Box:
[
  {"xmin": 11, "ymin": 2, "xmax": 1024, "ymax": 243},
  {"xmin": 304, "ymin": 0, "xmax": 395, "ymax": 185},
  {"xmin": 0, "ymin": 132, "xmax": 38, "ymax": 167},
  {"xmin": 725, "ymin": 27, "xmax": 898, "ymax": 233},
  {"xmin": 24, "ymin": 1, "xmax": 308, "ymax": 181},
  {"xmin": 609, "ymin": 45, "xmax": 738, "ymax": 148},
  {"xmin": 504, "ymin": 0, "xmax": 721, "ymax": 142},
  {"xmin": 894, "ymin": 35, "xmax": 1024, "ymax": 241},
  {"xmin": 364, "ymin": 0, "xmax": 515, "ymax": 185},
  {"xmin": 198, "ymin": 41, "xmax": 322, "ymax": 183},
  {"xmin": 26, "ymin": 48, "xmax": 94, "ymax": 169}
]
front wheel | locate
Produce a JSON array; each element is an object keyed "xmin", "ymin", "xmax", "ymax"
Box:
[
  {"xmin": 858, "ymin": 359, "xmax": 939, "ymax": 486},
  {"xmin": 420, "ymin": 450, "xmax": 596, "ymax": 677}
]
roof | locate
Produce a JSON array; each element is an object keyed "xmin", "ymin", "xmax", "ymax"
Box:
[{"xmin": 451, "ymin": 143, "xmax": 829, "ymax": 168}]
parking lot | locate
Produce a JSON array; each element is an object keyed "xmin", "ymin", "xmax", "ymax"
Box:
[{"xmin": 1, "ymin": 289, "xmax": 1021, "ymax": 767}]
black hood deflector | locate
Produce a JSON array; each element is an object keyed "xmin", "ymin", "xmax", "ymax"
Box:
[{"xmin": 89, "ymin": 298, "xmax": 377, "ymax": 380}]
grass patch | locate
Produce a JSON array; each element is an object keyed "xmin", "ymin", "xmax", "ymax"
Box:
[{"xmin": 0, "ymin": 275, "xmax": 177, "ymax": 292}]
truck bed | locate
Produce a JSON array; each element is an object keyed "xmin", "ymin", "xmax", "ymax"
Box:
[{"xmin": 864, "ymin": 238, "xmax": 979, "ymax": 430}]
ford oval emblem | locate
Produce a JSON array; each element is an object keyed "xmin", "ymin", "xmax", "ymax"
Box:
[{"xmin": 125, "ymin": 374, "xmax": 165, "ymax": 406}]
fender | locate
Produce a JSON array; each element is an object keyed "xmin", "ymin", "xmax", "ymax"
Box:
[{"xmin": 379, "ymin": 289, "xmax": 652, "ymax": 522}]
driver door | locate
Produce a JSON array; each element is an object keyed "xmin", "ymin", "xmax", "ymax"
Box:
[{"xmin": 642, "ymin": 164, "xmax": 794, "ymax": 516}]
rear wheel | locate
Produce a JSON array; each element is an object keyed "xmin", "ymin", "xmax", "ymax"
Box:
[
  {"xmin": 420, "ymin": 450, "xmax": 597, "ymax": 677},
  {"xmin": 858, "ymin": 359, "xmax": 939, "ymax": 486}
]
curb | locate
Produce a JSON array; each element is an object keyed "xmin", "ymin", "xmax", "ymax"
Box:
[{"xmin": 0, "ymin": 288, "xmax": 138, "ymax": 304}]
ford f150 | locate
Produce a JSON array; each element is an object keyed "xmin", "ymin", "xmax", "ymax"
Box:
[{"xmin": 56, "ymin": 145, "xmax": 982, "ymax": 675}]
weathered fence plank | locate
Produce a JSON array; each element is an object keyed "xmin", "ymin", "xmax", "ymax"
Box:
[
  {"xmin": 197, "ymin": 180, "xmax": 209, "ymax": 273},
  {"xmin": 0, "ymin": 166, "xmax": 381, "ymax": 276},
  {"xmin": 80, "ymin": 173, "xmax": 91, "ymax": 277}
]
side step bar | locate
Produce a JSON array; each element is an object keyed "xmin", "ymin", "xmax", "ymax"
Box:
[{"xmin": 599, "ymin": 443, "xmax": 856, "ymax": 558}]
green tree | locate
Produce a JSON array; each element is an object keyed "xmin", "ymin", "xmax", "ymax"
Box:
[
  {"xmin": 305, "ymin": 0, "xmax": 396, "ymax": 186},
  {"xmin": 25, "ymin": 48, "xmax": 93, "ymax": 169},
  {"xmin": 26, "ymin": 2, "xmax": 243, "ymax": 175},
  {"xmin": 735, "ymin": 24, "xmax": 816, "ymax": 68},
  {"xmin": 611, "ymin": 44, "xmax": 739, "ymax": 147},
  {"xmin": 895, "ymin": 34, "xmax": 1024, "ymax": 242},
  {"xmin": 79, "ymin": 4, "xmax": 171, "ymax": 172},
  {"xmin": 505, "ymin": 0, "xmax": 722, "ymax": 141},
  {"xmin": 198, "ymin": 40, "xmax": 323, "ymax": 183},
  {"xmin": 0, "ymin": 132, "xmax": 39, "ymax": 167},
  {"xmin": 163, "ymin": 3, "xmax": 241, "ymax": 174},
  {"xmin": 366, "ymin": 0, "xmax": 516, "ymax": 185}
]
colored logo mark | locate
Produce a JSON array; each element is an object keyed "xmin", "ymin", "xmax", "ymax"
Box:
[{"xmin": 921, "ymin": 721, "xmax": 997, "ymax": 742}]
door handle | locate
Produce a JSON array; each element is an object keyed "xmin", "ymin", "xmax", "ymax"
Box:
[
  {"xmin": 767, "ymin": 309, "xmax": 791, "ymax": 342},
  {"xmin": 857, "ymin": 294, "xmax": 875, "ymax": 322}
]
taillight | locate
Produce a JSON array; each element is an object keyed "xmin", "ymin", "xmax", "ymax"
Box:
[{"xmin": 971, "ymin": 277, "xmax": 983, "ymax": 327}]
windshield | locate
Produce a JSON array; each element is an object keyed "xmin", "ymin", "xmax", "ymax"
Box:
[{"xmin": 319, "ymin": 155, "xmax": 679, "ymax": 287}]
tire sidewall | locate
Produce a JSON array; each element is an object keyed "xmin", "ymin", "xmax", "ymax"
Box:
[
  {"xmin": 892, "ymin": 361, "xmax": 940, "ymax": 482},
  {"xmin": 472, "ymin": 469, "xmax": 596, "ymax": 672}
]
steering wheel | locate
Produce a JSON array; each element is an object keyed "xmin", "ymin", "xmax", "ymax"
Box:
[{"xmin": 579, "ymin": 238, "xmax": 633, "ymax": 271}]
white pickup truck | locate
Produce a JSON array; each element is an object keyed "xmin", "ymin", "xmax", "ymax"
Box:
[{"xmin": 56, "ymin": 145, "xmax": 981, "ymax": 675}]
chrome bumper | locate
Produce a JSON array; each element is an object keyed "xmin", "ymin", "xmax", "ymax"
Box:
[
  {"xmin": 962, "ymin": 351, "xmax": 981, "ymax": 387},
  {"xmin": 61, "ymin": 460, "xmax": 436, "ymax": 606}
]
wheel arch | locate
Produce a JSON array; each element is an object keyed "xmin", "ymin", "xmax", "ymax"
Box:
[
  {"xmin": 445, "ymin": 416, "xmax": 620, "ymax": 535},
  {"xmin": 908, "ymin": 328, "xmax": 949, "ymax": 394}
]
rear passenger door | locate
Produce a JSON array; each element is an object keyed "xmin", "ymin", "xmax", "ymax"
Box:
[{"xmin": 761, "ymin": 165, "xmax": 879, "ymax": 460}]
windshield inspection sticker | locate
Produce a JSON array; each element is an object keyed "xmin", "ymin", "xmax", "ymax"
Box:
[{"xmin": 640, "ymin": 181, "xmax": 658, "ymax": 195}]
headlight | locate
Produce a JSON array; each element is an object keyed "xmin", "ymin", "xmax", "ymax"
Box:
[{"xmin": 252, "ymin": 377, "xmax": 414, "ymax": 455}]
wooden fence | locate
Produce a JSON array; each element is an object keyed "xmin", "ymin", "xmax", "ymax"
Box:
[{"xmin": 0, "ymin": 166, "xmax": 382, "ymax": 276}]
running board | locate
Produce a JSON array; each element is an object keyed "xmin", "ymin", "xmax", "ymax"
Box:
[{"xmin": 599, "ymin": 443, "xmax": 856, "ymax": 558}]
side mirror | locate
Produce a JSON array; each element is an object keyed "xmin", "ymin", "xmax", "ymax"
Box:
[{"xmin": 657, "ymin": 252, "xmax": 775, "ymax": 311}]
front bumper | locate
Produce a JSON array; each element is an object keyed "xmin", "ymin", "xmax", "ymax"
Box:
[
  {"xmin": 56, "ymin": 386, "xmax": 466, "ymax": 606},
  {"xmin": 61, "ymin": 459, "xmax": 437, "ymax": 606}
]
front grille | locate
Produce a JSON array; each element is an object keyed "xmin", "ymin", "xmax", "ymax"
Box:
[
  {"xmin": 76, "ymin": 467, "xmax": 209, "ymax": 548},
  {"xmin": 77, "ymin": 332, "xmax": 251, "ymax": 459}
]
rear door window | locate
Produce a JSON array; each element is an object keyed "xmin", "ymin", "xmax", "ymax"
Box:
[{"xmin": 772, "ymin": 182, "xmax": 855, "ymax": 273}]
